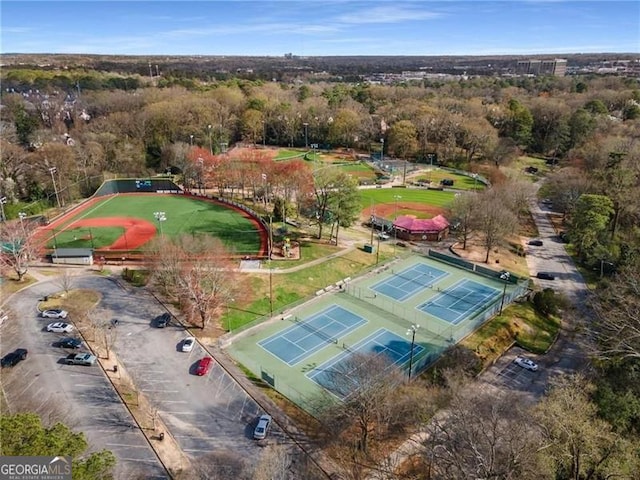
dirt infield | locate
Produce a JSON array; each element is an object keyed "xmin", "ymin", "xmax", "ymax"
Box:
[
  {"xmin": 72, "ymin": 217, "xmax": 157, "ymax": 250},
  {"xmin": 362, "ymin": 201, "xmax": 447, "ymax": 220}
]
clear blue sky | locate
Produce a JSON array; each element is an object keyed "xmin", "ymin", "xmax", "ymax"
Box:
[{"xmin": 2, "ymin": 1, "xmax": 638, "ymax": 56}]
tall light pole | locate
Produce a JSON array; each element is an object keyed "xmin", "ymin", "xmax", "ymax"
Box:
[
  {"xmin": 472, "ymin": 173, "xmax": 479, "ymax": 191},
  {"xmin": 18, "ymin": 212, "xmax": 27, "ymax": 234},
  {"xmin": 153, "ymin": 211, "xmax": 166, "ymax": 236},
  {"xmin": 406, "ymin": 324, "xmax": 420, "ymax": 382},
  {"xmin": 0, "ymin": 196, "xmax": 7, "ymax": 222},
  {"xmin": 189, "ymin": 134, "xmax": 194, "ymax": 147},
  {"xmin": 499, "ymin": 271, "xmax": 511, "ymax": 315},
  {"xmin": 197, "ymin": 157, "xmax": 204, "ymax": 195},
  {"xmin": 49, "ymin": 167, "xmax": 61, "ymax": 209},
  {"xmin": 303, "ymin": 122, "xmax": 309, "ymax": 148},
  {"xmin": 207, "ymin": 124, "xmax": 213, "ymax": 155},
  {"xmin": 262, "ymin": 121, "xmax": 266, "ymax": 147},
  {"xmin": 380, "ymin": 138, "xmax": 385, "ymax": 162},
  {"xmin": 393, "ymin": 195, "xmax": 402, "ymax": 255}
]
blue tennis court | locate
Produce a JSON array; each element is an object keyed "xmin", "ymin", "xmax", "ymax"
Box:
[
  {"xmin": 371, "ymin": 263, "xmax": 448, "ymax": 301},
  {"xmin": 307, "ymin": 328, "xmax": 425, "ymax": 398},
  {"xmin": 258, "ymin": 305, "xmax": 367, "ymax": 366},
  {"xmin": 417, "ymin": 279, "xmax": 500, "ymax": 325}
]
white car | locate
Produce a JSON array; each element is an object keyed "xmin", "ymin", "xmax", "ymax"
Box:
[
  {"xmin": 253, "ymin": 414, "xmax": 272, "ymax": 440},
  {"xmin": 378, "ymin": 232, "xmax": 390, "ymax": 240},
  {"xmin": 514, "ymin": 356, "xmax": 538, "ymax": 371},
  {"xmin": 46, "ymin": 322, "xmax": 74, "ymax": 333},
  {"xmin": 42, "ymin": 309, "xmax": 68, "ymax": 319},
  {"xmin": 181, "ymin": 337, "xmax": 195, "ymax": 352}
]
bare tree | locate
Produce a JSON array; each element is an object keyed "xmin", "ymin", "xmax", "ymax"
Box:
[
  {"xmin": 0, "ymin": 219, "xmax": 39, "ymax": 281},
  {"xmin": 57, "ymin": 268, "xmax": 73, "ymax": 295},
  {"xmin": 474, "ymin": 189, "xmax": 518, "ymax": 263},
  {"xmin": 535, "ymin": 374, "xmax": 638, "ymax": 480},
  {"xmin": 448, "ymin": 192, "xmax": 478, "ymax": 250},
  {"xmin": 146, "ymin": 235, "xmax": 242, "ymax": 329},
  {"xmin": 252, "ymin": 444, "xmax": 291, "ymax": 480},
  {"xmin": 422, "ymin": 389, "xmax": 542, "ymax": 480},
  {"xmin": 589, "ymin": 259, "xmax": 640, "ymax": 360}
]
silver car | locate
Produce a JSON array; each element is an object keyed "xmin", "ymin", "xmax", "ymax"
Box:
[
  {"xmin": 253, "ymin": 414, "xmax": 272, "ymax": 440},
  {"xmin": 42, "ymin": 309, "xmax": 68, "ymax": 319},
  {"xmin": 46, "ymin": 322, "xmax": 74, "ymax": 333},
  {"xmin": 514, "ymin": 356, "xmax": 538, "ymax": 371}
]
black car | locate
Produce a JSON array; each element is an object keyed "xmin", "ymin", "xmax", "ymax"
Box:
[
  {"xmin": 528, "ymin": 239, "xmax": 544, "ymax": 246},
  {"xmin": 536, "ymin": 272, "xmax": 556, "ymax": 280},
  {"xmin": 156, "ymin": 313, "xmax": 171, "ymax": 328},
  {"xmin": 1, "ymin": 348, "xmax": 28, "ymax": 368},
  {"xmin": 57, "ymin": 337, "xmax": 82, "ymax": 349}
]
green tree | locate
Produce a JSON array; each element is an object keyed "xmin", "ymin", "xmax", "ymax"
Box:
[
  {"xmin": 584, "ymin": 99, "xmax": 608, "ymax": 115},
  {"xmin": 567, "ymin": 108, "xmax": 595, "ymax": 149},
  {"xmin": 311, "ymin": 167, "xmax": 357, "ymax": 240},
  {"xmin": 501, "ymin": 99, "xmax": 533, "ymax": 147},
  {"xmin": 535, "ymin": 375, "xmax": 638, "ymax": 480},
  {"xmin": 327, "ymin": 173, "xmax": 360, "ymax": 245},
  {"xmin": 0, "ymin": 413, "xmax": 116, "ymax": 479},
  {"xmin": 387, "ymin": 120, "xmax": 418, "ymax": 159},
  {"xmin": 569, "ymin": 194, "xmax": 614, "ymax": 262}
]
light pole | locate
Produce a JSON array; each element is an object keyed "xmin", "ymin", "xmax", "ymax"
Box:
[
  {"xmin": 0, "ymin": 196, "xmax": 6, "ymax": 222},
  {"xmin": 380, "ymin": 138, "xmax": 385, "ymax": 162},
  {"xmin": 406, "ymin": 324, "xmax": 420, "ymax": 382},
  {"xmin": 499, "ymin": 271, "xmax": 511, "ymax": 315},
  {"xmin": 49, "ymin": 167, "xmax": 62, "ymax": 209},
  {"xmin": 262, "ymin": 121, "xmax": 266, "ymax": 147},
  {"xmin": 18, "ymin": 212, "xmax": 27, "ymax": 234},
  {"xmin": 472, "ymin": 173, "xmax": 479, "ymax": 191},
  {"xmin": 189, "ymin": 134, "xmax": 194, "ymax": 147},
  {"xmin": 207, "ymin": 124, "xmax": 213, "ymax": 155},
  {"xmin": 393, "ymin": 195, "xmax": 402, "ymax": 255},
  {"xmin": 197, "ymin": 157, "xmax": 204, "ymax": 195},
  {"xmin": 153, "ymin": 211, "xmax": 166, "ymax": 236},
  {"xmin": 303, "ymin": 122, "xmax": 309, "ymax": 149}
]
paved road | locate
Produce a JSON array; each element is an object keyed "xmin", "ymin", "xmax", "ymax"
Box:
[{"xmin": 0, "ymin": 280, "xmax": 167, "ymax": 480}]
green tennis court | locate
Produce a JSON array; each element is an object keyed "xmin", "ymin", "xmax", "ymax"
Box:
[{"xmin": 226, "ymin": 252, "xmax": 527, "ymax": 413}]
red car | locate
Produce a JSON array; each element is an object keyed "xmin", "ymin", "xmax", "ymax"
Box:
[{"xmin": 195, "ymin": 357, "xmax": 213, "ymax": 376}]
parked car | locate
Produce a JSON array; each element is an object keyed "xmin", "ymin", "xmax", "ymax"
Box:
[
  {"xmin": 156, "ymin": 313, "xmax": 170, "ymax": 328},
  {"xmin": 195, "ymin": 357, "xmax": 213, "ymax": 376},
  {"xmin": 514, "ymin": 356, "xmax": 539, "ymax": 371},
  {"xmin": 42, "ymin": 309, "xmax": 68, "ymax": 319},
  {"xmin": 253, "ymin": 414, "xmax": 272, "ymax": 440},
  {"xmin": 377, "ymin": 232, "xmax": 390, "ymax": 241},
  {"xmin": 1, "ymin": 348, "xmax": 28, "ymax": 368},
  {"xmin": 528, "ymin": 239, "xmax": 544, "ymax": 246},
  {"xmin": 57, "ymin": 337, "xmax": 82, "ymax": 349},
  {"xmin": 536, "ymin": 272, "xmax": 556, "ymax": 280},
  {"xmin": 65, "ymin": 353, "xmax": 97, "ymax": 366},
  {"xmin": 47, "ymin": 322, "xmax": 74, "ymax": 333},
  {"xmin": 181, "ymin": 337, "xmax": 195, "ymax": 352}
]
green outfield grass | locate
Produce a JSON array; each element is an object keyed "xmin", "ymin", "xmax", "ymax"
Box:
[
  {"xmin": 414, "ymin": 169, "xmax": 486, "ymax": 190},
  {"xmin": 338, "ymin": 162, "xmax": 377, "ymax": 180},
  {"xmin": 51, "ymin": 194, "xmax": 263, "ymax": 254},
  {"xmin": 274, "ymin": 149, "xmax": 306, "ymax": 160},
  {"xmin": 49, "ymin": 226, "xmax": 124, "ymax": 249},
  {"xmin": 359, "ymin": 187, "xmax": 455, "ymax": 209}
]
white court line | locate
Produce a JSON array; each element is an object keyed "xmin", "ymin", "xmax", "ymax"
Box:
[
  {"xmin": 184, "ymin": 448, "xmax": 217, "ymax": 453},
  {"xmin": 162, "ymin": 411, "xmax": 199, "ymax": 415},
  {"xmin": 119, "ymin": 458, "xmax": 161, "ymax": 464},
  {"xmin": 157, "ymin": 400, "xmax": 188, "ymax": 404}
]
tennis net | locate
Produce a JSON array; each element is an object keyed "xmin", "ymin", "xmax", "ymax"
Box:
[
  {"xmin": 389, "ymin": 269, "xmax": 435, "ymax": 288},
  {"xmin": 294, "ymin": 317, "xmax": 339, "ymax": 346}
]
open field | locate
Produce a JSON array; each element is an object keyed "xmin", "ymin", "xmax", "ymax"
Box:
[{"xmin": 45, "ymin": 194, "xmax": 265, "ymax": 255}]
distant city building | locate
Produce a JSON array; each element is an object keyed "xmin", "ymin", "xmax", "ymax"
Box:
[{"xmin": 516, "ymin": 59, "xmax": 567, "ymax": 76}]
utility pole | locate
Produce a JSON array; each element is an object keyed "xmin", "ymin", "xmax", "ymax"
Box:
[{"xmin": 49, "ymin": 167, "xmax": 62, "ymax": 209}]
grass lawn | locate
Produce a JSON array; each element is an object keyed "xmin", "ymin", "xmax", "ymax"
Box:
[
  {"xmin": 337, "ymin": 162, "xmax": 377, "ymax": 181},
  {"xmin": 462, "ymin": 301, "xmax": 560, "ymax": 366},
  {"xmin": 413, "ymin": 169, "xmax": 486, "ymax": 191},
  {"xmin": 52, "ymin": 194, "xmax": 263, "ymax": 254},
  {"xmin": 274, "ymin": 149, "xmax": 306, "ymax": 160},
  {"xmin": 48, "ymin": 226, "xmax": 124, "ymax": 249},
  {"xmin": 359, "ymin": 187, "xmax": 455, "ymax": 209},
  {"xmin": 224, "ymin": 243, "xmax": 394, "ymax": 330}
]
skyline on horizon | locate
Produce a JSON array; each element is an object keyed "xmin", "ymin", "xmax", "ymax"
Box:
[{"xmin": 1, "ymin": 1, "xmax": 639, "ymax": 57}]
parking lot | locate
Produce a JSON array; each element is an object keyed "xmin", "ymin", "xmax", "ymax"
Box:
[
  {"xmin": 1, "ymin": 281, "xmax": 167, "ymax": 479},
  {"xmin": 79, "ymin": 276, "xmax": 285, "ymax": 461}
]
